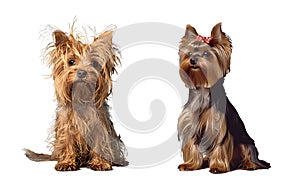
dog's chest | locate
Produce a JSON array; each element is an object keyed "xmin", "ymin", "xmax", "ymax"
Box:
[{"xmin": 178, "ymin": 91, "xmax": 224, "ymax": 154}]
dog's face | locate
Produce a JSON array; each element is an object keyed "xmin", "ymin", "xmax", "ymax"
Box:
[
  {"xmin": 179, "ymin": 23, "xmax": 232, "ymax": 89},
  {"xmin": 46, "ymin": 30, "xmax": 119, "ymax": 106}
]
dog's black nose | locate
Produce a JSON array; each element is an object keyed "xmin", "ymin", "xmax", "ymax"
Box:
[
  {"xmin": 190, "ymin": 57, "xmax": 197, "ymax": 65},
  {"xmin": 77, "ymin": 70, "xmax": 87, "ymax": 79}
]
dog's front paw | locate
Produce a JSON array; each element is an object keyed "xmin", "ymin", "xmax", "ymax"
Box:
[
  {"xmin": 178, "ymin": 163, "xmax": 199, "ymax": 171},
  {"xmin": 209, "ymin": 167, "xmax": 228, "ymax": 174},
  {"xmin": 178, "ymin": 164, "xmax": 188, "ymax": 171},
  {"xmin": 55, "ymin": 161, "xmax": 78, "ymax": 171},
  {"xmin": 88, "ymin": 161, "xmax": 112, "ymax": 171}
]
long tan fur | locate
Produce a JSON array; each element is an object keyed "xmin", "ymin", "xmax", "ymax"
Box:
[{"xmin": 25, "ymin": 22, "xmax": 127, "ymax": 171}]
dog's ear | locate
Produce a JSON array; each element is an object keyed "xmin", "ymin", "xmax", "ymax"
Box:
[
  {"xmin": 183, "ymin": 24, "xmax": 198, "ymax": 40},
  {"xmin": 91, "ymin": 29, "xmax": 119, "ymax": 75},
  {"xmin": 53, "ymin": 30, "xmax": 69, "ymax": 46},
  {"xmin": 211, "ymin": 23, "xmax": 231, "ymax": 48},
  {"xmin": 92, "ymin": 29, "xmax": 119, "ymax": 105},
  {"xmin": 211, "ymin": 23, "xmax": 232, "ymax": 74},
  {"xmin": 93, "ymin": 30, "xmax": 113, "ymax": 45}
]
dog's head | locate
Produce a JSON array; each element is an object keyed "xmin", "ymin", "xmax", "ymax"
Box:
[
  {"xmin": 45, "ymin": 27, "xmax": 120, "ymax": 107},
  {"xmin": 179, "ymin": 23, "xmax": 232, "ymax": 89}
]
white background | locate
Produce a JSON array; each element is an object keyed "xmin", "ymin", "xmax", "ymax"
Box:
[{"xmin": 1, "ymin": 0, "xmax": 299, "ymax": 187}]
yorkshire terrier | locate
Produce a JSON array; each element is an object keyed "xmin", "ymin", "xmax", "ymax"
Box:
[
  {"xmin": 25, "ymin": 23, "xmax": 127, "ymax": 171},
  {"xmin": 177, "ymin": 23, "xmax": 270, "ymax": 173}
]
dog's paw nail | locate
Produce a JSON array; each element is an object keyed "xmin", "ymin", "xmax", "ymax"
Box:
[{"xmin": 210, "ymin": 169, "xmax": 218, "ymax": 174}]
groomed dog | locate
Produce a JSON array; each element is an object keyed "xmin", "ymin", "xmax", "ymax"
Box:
[{"xmin": 177, "ymin": 23, "xmax": 270, "ymax": 173}]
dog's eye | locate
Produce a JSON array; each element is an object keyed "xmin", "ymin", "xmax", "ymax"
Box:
[
  {"xmin": 91, "ymin": 61, "xmax": 101, "ymax": 71},
  {"xmin": 203, "ymin": 51, "xmax": 211, "ymax": 57},
  {"xmin": 68, "ymin": 59, "xmax": 76, "ymax": 66},
  {"xmin": 187, "ymin": 52, "xmax": 192, "ymax": 56}
]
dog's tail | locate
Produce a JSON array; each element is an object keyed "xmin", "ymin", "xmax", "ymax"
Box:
[{"xmin": 24, "ymin": 149, "xmax": 55, "ymax": 162}]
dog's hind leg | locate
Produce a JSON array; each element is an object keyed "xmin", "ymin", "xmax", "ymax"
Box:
[{"xmin": 239, "ymin": 144, "xmax": 271, "ymax": 170}]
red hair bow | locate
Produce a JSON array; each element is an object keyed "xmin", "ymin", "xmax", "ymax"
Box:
[{"xmin": 196, "ymin": 35, "xmax": 212, "ymax": 44}]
